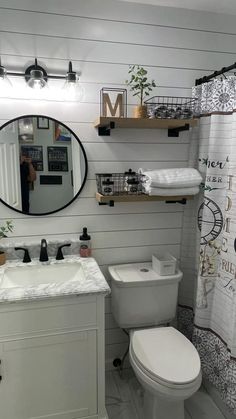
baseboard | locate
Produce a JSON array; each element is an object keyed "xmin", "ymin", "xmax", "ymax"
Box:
[{"xmin": 203, "ymin": 379, "xmax": 235, "ymax": 419}]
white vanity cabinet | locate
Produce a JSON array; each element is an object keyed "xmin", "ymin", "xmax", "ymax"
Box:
[{"xmin": 0, "ymin": 294, "xmax": 108, "ymax": 419}]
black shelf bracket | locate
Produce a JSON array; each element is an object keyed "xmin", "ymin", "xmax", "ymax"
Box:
[
  {"xmin": 98, "ymin": 121, "xmax": 115, "ymax": 136},
  {"xmin": 99, "ymin": 200, "xmax": 114, "ymax": 207},
  {"xmin": 165, "ymin": 198, "xmax": 187, "ymax": 205},
  {"xmin": 168, "ymin": 123, "xmax": 190, "ymax": 137}
]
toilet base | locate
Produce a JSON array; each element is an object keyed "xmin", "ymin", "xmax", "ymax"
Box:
[{"xmin": 143, "ymin": 390, "xmax": 185, "ymax": 419}]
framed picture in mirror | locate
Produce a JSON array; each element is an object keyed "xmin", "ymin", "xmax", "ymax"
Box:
[
  {"xmin": 20, "ymin": 145, "xmax": 44, "ymax": 171},
  {"xmin": 54, "ymin": 122, "xmax": 71, "ymax": 142},
  {"xmin": 18, "ymin": 117, "xmax": 34, "ymax": 143},
  {"xmin": 37, "ymin": 117, "xmax": 49, "ymax": 129},
  {"xmin": 47, "ymin": 146, "xmax": 68, "ymax": 172}
]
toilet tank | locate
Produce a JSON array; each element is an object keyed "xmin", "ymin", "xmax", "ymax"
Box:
[{"xmin": 108, "ymin": 262, "xmax": 182, "ymax": 329}]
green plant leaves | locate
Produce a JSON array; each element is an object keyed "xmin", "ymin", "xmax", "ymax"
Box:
[
  {"xmin": 125, "ymin": 64, "xmax": 157, "ymax": 105},
  {"xmin": 0, "ymin": 220, "xmax": 14, "ymax": 240}
]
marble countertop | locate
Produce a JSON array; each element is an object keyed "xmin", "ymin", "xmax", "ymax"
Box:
[{"xmin": 0, "ymin": 256, "xmax": 110, "ymax": 303}]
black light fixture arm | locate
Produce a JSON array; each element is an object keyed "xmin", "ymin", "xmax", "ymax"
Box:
[
  {"xmin": 66, "ymin": 61, "xmax": 77, "ymax": 82},
  {"xmin": 195, "ymin": 62, "xmax": 236, "ymax": 86}
]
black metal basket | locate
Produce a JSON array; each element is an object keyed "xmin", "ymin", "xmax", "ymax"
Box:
[
  {"xmin": 145, "ymin": 96, "xmax": 198, "ymax": 119},
  {"xmin": 96, "ymin": 170, "xmax": 145, "ymax": 196}
]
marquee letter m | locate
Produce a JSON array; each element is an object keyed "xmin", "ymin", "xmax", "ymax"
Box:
[{"xmin": 102, "ymin": 93, "xmax": 124, "ymax": 117}]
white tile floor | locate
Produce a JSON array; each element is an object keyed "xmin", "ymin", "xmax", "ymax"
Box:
[{"xmin": 105, "ymin": 369, "xmax": 226, "ymax": 419}]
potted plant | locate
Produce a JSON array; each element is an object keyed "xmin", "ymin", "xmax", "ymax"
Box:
[
  {"xmin": 0, "ymin": 220, "xmax": 14, "ymax": 266},
  {"xmin": 126, "ymin": 65, "xmax": 157, "ymax": 118}
]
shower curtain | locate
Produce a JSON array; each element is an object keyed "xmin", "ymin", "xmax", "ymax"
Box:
[{"xmin": 179, "ymin": 77, "xmax": 236, "ymax": 413}]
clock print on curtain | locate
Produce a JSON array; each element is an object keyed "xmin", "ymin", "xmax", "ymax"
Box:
[
  {"xmin": 198, "ymin": 197, "xmax": 223, "ymax": 245},
  {"xmin": 179, "ymin": 76, "xmax": 236, "ymax": 414}
]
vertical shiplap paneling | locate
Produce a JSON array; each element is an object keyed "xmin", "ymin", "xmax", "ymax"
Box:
[{"xmin": 0, "ymin": 0, "xmax": 234, "ymax": 369}]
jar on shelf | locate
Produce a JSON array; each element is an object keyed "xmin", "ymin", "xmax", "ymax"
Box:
[
  {"xmin": 124, "ymin": 169, "xmax": 141, "ymax": 194},
  {"xmin": 101, "ymin": 178, "xmax": 114, "ymax": 195}
]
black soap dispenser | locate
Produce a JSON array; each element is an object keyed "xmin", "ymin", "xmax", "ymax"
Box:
[{"xmin": 79, "ymin": 227, "xmax": 91, "ymax": 258}]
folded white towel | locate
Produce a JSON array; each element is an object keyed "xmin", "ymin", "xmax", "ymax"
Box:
[
  {"xmin": 143, "ymin": 185, "xmax": 200, "ymax": 196},
  {"xmin": 139, "ymin": 168, "xmax": 202, "ymax": 188}
]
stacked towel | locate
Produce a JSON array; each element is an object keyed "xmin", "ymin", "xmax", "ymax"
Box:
[
  {"xmin": 139, "ymin": 168, "xmax": 202, "ymax": 196},
  {"xmin": 145, "ymin": 186, "xmax": 200, "ymax": 196}
]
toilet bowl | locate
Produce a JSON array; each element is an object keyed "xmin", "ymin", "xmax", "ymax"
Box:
[
  {"xmin": 108, "ymin": 262, "xmax": 202, "ymax": 419},
  {"xmin": 129, "ymin": 327, "xmax": 201, "ymax": 419}
]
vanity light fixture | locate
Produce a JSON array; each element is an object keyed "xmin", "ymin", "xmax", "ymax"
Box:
[{"xmin": 0, "ymin": 57, "xmax": 83, "ymax": 101}]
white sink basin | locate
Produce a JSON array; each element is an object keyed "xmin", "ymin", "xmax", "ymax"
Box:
[{"xmin": 0, "ymin": 262, "xmax": 85, "ymax": 289}]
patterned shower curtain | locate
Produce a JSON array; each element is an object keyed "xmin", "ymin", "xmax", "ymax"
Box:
[{"xmin": 179, "ymin": 77, "xmax": 236, "ymax": 413}]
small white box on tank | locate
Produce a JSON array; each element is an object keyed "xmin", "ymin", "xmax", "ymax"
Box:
[{"xmin": 152, "ymin": 253, "xmax": 177, "ymax": 276}]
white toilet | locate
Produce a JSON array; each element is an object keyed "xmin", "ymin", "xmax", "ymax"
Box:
[{"xmin": 108, "ymin": 262, "xmax": 202, "ymax": 419}]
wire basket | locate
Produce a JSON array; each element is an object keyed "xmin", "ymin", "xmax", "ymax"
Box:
[
  {"xmin": 96, "ymin": 170, "xmax": 145, "ymax": 196},
  {"xmin": 145, "ymin": 96, "xmax": 198, "ymax": 119}
]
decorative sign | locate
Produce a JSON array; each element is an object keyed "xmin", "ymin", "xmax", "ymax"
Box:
[
  {"xmin": 100, "ymin": 88, "xmax": 127, "ymax": 118},
  {"xmin": 40, "ymin": 175, "xmax": 62, "ymax": 185},
  {"xmin": 47, "ymin": 146, "xmax": 68, "ymax": 172}
]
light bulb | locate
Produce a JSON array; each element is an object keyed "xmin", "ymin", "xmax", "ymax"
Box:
[
  {"xmin": 0, "ymin": 65, "xmax": 13, "ymax": 96},
  {"xmin": 62, "ymin": 61, "xmax": 84, "ymax": 102},
  {"xmin": 62, "ymin": 79, "xmax": 84, "ymax": 102},
  {"xmin": 27, "ymin": 69, "xmax": 47, "ymax": 89}
]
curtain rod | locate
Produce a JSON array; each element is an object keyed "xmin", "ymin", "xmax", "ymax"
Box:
[{"xmin": 195, "ymin": 62, "xmax": 236, "ymax": 86}]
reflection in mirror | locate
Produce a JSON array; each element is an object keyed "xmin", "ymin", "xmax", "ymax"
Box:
[{"xmin": 0, "ymin": 116, "xmax": 87, "ymax": 215}]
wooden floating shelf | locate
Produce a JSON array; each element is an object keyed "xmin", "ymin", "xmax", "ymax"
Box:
[
  {"xmin": 94, "ymin": 117, "xmax": 198, "ymax": 137},
  {"xmin": 94, "ymin": 117, "xmax": 198, "ymax": 130},
  {"xmin": 96, "ymin": 192, "xmax": 193, "ymax": 206}
]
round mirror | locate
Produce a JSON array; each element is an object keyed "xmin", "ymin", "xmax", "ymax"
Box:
[{"xmin": 0, "ymin": 115, "xmax": 88, "ymax": 215}]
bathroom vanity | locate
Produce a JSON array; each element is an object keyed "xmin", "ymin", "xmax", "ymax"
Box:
[{"xmin": 0, "ymin": 256, "xmax": 110, "ymax": 419}]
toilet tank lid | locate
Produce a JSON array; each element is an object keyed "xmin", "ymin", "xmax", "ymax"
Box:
[
  {"xmin": 108, "ymin": 262, "xmax": 182, "ymax": 287},
  {"xmin": 131, "ymin": 327, "xmax": 201, "ymax": 385}
]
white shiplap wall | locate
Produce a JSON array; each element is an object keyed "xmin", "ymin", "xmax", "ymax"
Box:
[{"xmin": 0, "ymin": 0, "xmax": 235, "ymax": 368}]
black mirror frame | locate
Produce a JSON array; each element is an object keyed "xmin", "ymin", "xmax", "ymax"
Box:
[{"xmin": 0, "ymin": 114, "xmax": 88, "ymax": 216}]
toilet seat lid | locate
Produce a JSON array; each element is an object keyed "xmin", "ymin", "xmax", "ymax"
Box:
[{"xmin": 131, "ymin": 327, "xmax": 201, "ymax": 385}]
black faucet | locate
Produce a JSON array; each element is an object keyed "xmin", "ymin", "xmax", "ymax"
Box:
[
  {"xmin": 39, "ymin": 239, "xmax": 49, "ymax": 262},
  {"xmin": 56, "ymin": 243, "xmax": 71, "ymax": 260},
  {"xmin": 15, "ymin": 247, "xmax": 31, "ymax": 263}
]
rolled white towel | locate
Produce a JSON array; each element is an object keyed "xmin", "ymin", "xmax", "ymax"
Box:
[
  {"xmin": 139, "ymin": 168, "xmax": 202, "ymax": 188},
  {"xmin": 143, "ymin": 185, "xmax": 200, "ymax": 196}
]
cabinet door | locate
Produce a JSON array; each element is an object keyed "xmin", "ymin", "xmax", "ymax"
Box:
[{"xmin": 0, "ymin": 330, "xmax": 97, "ymax": 419}]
